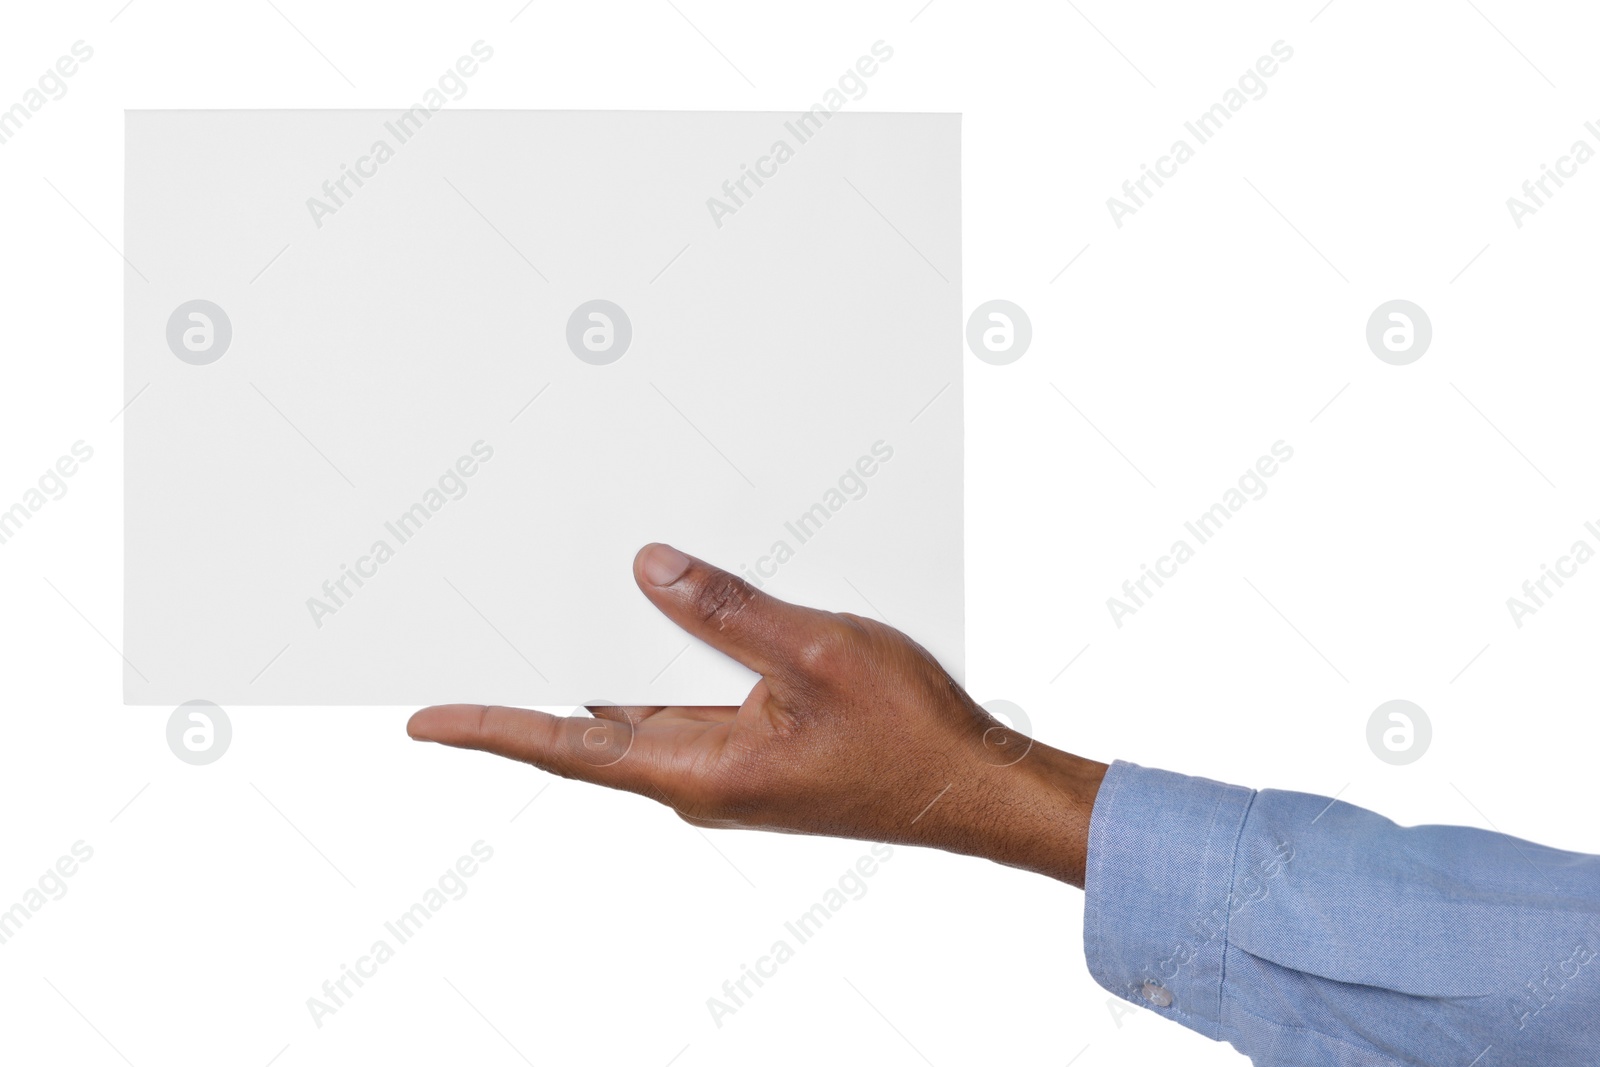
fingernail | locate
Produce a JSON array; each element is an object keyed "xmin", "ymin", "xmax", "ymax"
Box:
[{"xmin": 641, "ymin": 543, "xmax": 692, "ymax": 586}]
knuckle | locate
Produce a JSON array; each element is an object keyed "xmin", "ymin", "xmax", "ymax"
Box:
[
  {"xmin": 565, "ymin": 717, "xmax": 635, "ymax": 770},
  {"xmin": 837, "ymin": 613, "xmax": 946, "ymax": 675},
  {"xmin": 793, "ymin": 622, "xmax": 853, "ymax": 677},
  {"xmin": 690, "ymin": 570, "xmax": 757, "ymax": 630}
]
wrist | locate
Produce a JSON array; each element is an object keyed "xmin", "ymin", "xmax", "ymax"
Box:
[
  {"xmin": 986, "ymin": 742, "xmax": 1108, "ymax": 887},
  {"xmin": 908, "ymin": 740, "xmax": 1107, "ymax": 888}
]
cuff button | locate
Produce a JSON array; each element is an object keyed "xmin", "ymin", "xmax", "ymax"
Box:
[{"xmin": 1141, "ymin": 981, "xmax": 1174, "ymax": 1009}]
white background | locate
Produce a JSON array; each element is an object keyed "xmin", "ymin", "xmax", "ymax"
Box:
[{"xmin": 3, "ymin": 1, "xmax": 1598, "ymax": 1065}]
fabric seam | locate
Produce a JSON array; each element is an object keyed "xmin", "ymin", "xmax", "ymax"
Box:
[
  {"xmin": 1218, "ymin": 997, "xmax": 1417, "ymax": 1067},
  {"xmin": 1213, "ymin": 785, "xmax": 1259, "ymax": 1040},
  {"xmin": 1083, "ymin": 760, "xmax": 1128, "ymax": 993}
]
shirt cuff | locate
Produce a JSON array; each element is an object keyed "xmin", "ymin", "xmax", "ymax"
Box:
[{"xmin": 1082, "ymin": 759, "xmax": 1256, "ymax": 1040}]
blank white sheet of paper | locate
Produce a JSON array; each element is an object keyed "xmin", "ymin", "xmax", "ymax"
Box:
[{"xmin": 124, "ymin": 109, "xmax": 962, "ymax": 706}]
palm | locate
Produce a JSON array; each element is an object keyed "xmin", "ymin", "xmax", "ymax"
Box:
[{"xmin": 591, "ymin": 702, "xmax": 750, "ymax": 787}]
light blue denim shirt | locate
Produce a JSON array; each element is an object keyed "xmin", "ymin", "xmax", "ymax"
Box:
[{"xmin": 1084, "ymin": 761, "xmax": 1600, "ymax": 1066}]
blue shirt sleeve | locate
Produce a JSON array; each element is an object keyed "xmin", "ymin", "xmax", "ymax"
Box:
[{"xmin": 1083, "ymin": 760, "xmax": 1600, "ymax": 1066}]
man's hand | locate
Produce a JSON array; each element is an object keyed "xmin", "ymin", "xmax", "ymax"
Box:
[{"xmin": 408, "ymin": 544, "xmax": 1107, "ymax": 886}]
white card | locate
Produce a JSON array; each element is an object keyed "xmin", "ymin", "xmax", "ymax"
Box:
[{"xmin": 124, "ymin": 109, "xmax": 963, "ymax": 706}]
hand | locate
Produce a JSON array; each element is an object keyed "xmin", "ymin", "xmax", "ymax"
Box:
[{"xmin": 408, "ymin": 544, "xmax": 1108, "ymax": 886}]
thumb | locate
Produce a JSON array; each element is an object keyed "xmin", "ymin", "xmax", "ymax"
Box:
[{"xmin": 633, "ymin": 543, "xmax": 828, "ymax": 679}]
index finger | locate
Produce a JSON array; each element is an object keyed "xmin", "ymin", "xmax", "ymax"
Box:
[{"xmin": 407, "ymin": 703, "xmax": 643, "ymax": 786}]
